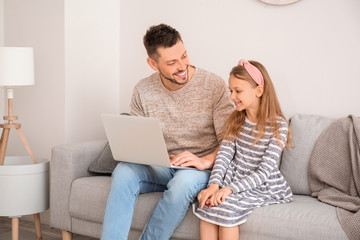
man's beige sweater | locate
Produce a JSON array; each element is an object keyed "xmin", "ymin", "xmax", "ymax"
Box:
[{"xmin": 130, "ymin": 67, "xmax": 234, "ymax": 157}]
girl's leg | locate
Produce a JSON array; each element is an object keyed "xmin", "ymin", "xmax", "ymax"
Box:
[
  {"xmin": 219, "ymin": 226, "xmax": 239, "ymax": 240},
  {"xmin": 200, "ymin": 220, "xmax": 218, "ymax": 240}
]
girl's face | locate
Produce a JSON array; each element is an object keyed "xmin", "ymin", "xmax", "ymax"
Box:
[{"xmin": 229, "ymin": 75, "xmax": 262, "ymax": 114}]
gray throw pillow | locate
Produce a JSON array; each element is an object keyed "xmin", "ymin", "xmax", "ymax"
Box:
[
  {"xmin": 280, "ymin": 114, "xmax": 334, "ymax": 195},
  {"xmin": 88, "ymin": 142, "xmax": 119, "ymax": 174},
  {"xmin": 89, "ymin": 113, "xmax": 130, "ymax": 174}
]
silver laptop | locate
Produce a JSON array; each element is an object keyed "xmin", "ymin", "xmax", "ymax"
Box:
[{"xmin": 101, "ymin": 114, "xmax": 193, "ymax": 169}]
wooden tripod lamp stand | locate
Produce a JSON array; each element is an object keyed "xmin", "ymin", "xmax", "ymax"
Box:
[
  {"xmin": 0, "ymin": 47, "xmax": 44, "ymax": 240},
  {"xmin": 0, "ymin": 87, "xmax": 37, "ymax": 165}
]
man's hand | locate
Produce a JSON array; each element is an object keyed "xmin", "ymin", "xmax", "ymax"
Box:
[
  {"xmin": 170, "ymin": 151, "xmax": 208, "ymax": 170},
  {"xmin": 169, "ymin": 147, "xmax": 220, "ymax": 170},
  {"xmin": 197, "ymin": 184, "xmax": 219, "ymax": 209}
]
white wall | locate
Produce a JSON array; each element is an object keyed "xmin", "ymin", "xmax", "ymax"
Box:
[
  {"xmin": 0, "ymin": 0, "xmax": 4, "ymax": 116},
  {"xmin": 64, "ymin": 0, "xmax": 120, "ymax": 144},
  {"xmin": 0, "ymin": 0, "xmax": 3, "ymax": 46},
  {"xmin": 4, "ymin": 0, "xmax": 65, "ymax": 159},
  {"xmin": 3, "ymin": 0, "xmax": 120, "ymax": 160},
  {"xmin": 119, "ymin": 0, "xmax": 360, "ymax": 118}
]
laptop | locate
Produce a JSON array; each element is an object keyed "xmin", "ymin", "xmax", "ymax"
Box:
[{"xmin": 101, "ymin": 113, "xmax": 194, "ymax": 169}]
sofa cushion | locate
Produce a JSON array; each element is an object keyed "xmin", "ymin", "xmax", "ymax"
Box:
[
  {"xmin": 240, "ymin": 195, "xmax": 347, "ymax": 240},
  {"xmin": 280, "ymin": 114, "xmax": 334, "ymax": 195},
  {"xmin": 69, "ymin": 176, "xmax": 347, "ymax": 240},
  {"xmin": 88, "ymin": 142, "xmax": 118, "ymax": 174},
  {"xmin": 69, "ymin": 176, "xmax": 111, "ymax": 223}
]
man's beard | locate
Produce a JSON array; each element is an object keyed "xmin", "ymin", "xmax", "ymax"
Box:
[{"xmin": 159, "ymin": 66, "xmax": 189, "ymax": 86}]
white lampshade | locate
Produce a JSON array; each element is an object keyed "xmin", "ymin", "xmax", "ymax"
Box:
[{"xmin": 0, "ymin": 47, "xmax": 35, "ymax": 87}]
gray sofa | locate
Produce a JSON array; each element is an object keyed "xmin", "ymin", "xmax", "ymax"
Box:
[{"xmin": 50, "ymin": 114, "xmax": 349, "ymax": 240}]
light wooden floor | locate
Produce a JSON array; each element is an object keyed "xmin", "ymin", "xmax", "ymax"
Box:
[{"xmin": 0, "ymin": 217, "xmax": 97, "ymax": 240}]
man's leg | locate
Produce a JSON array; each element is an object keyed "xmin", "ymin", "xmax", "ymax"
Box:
[
  {"xmin": 101, "ymin": 162, "xmax": 173, "ymax": 240},
  {"xmin": 140, "ymin": 169, "xmax": 210, "ymax": 240}
]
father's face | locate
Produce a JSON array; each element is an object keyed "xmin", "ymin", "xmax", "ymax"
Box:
[{"xmin": 148, "ymin": 40, "xmax": 191, "ymax": 87}]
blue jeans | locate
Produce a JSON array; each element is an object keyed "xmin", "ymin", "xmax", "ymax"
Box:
[{"xmin": 101, "ymin": 162, "xmax": 210, "ymax": 240}]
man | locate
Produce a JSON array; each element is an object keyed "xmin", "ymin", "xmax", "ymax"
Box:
[{"xmin": 101, "ymin": 23, "xmax": 234, "ymax": 240}]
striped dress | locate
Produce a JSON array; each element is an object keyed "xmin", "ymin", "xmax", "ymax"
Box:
[{"xmin": 192, "ymin": 117, "xmax": 293, "ymax": 227}]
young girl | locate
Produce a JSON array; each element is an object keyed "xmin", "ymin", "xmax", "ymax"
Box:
[{"xmin": 192, "ymin": 59, "xmax": 293, "ymax": 240}]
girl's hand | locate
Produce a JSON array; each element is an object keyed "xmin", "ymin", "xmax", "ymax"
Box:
[
  {"xmin": 207, "ymin": 187, "xmax": 233, "ymax": 207},
  {"xmin": 197, "ymin": 184, "xmax": 219, "ymax": 209}
]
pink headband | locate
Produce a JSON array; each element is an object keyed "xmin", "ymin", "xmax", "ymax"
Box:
[{"xmin": 238, "ymin": 59, "xmax": 264, "ymax": 87}]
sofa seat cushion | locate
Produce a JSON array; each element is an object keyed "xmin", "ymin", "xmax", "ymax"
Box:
[
  {"xmin": 69, "ymin": 176, "xmax": 111, "ymax": 223},
  {"xmin": 69, "ymin": 177, "xmax": 347, "ymax": 240},
  {"xmin": 242, "ymin": 195, "xmax": 347, "ymax": 240}
]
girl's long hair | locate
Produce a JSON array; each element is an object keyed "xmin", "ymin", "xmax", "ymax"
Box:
[{"xmin": 221, "ymin": 60, "xmax": 292, "ymax": 148}]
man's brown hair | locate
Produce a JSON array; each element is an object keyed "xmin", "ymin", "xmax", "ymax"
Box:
[{"xmin": 143, "ymin": 24, "xmax": 182, "ymax": 61}]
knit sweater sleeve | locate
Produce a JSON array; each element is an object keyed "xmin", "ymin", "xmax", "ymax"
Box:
[
  {"xmin": 130, "ymin": 86, "xmax": 146, "ymax": 117},
  {"xmin": 228, "ymin": 119, "xmax": 288, "ymax": 193},
  {"xmin": 208, "ymin": 138, "xmax": 236, "ymax": 187}
]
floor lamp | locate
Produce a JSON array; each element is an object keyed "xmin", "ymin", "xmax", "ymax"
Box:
[{"xmin": 0, "ymin": 47, "xmax": 44, "ymax": 240}]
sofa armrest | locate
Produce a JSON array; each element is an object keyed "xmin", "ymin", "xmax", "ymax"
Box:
[{"xmin": 50, "ymin": 140, "xmax": 107, "ymax": 232}]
